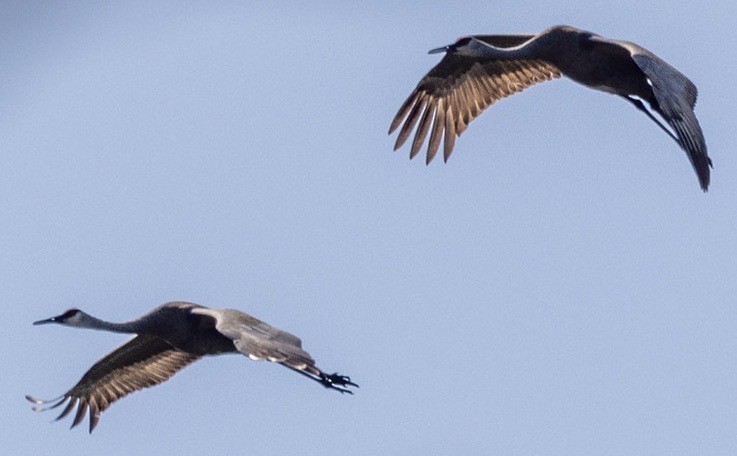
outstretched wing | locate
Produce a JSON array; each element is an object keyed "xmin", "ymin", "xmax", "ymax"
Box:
[
  {"xmin": 389, "ymin": 36, "xmax": 560, "ymax": 163},
  {"xmin": 27, "ymin": 334, "xmax": 200, "ymax": 433},
  {"xmin": 217, "ymin": 313, "xmax": 319, "ymax": 376},
  {"xmin": 630, "ymin": 51, "xmax": 711, "ymax": 190},
  {"xmin": 191, "ymin": 308, "xmax": 356, "ymax": 394}
]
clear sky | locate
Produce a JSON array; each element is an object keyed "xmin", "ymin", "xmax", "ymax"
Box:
[{"xmin": 3, "ymin": 1, "xmax": 737, "ymax": 454}]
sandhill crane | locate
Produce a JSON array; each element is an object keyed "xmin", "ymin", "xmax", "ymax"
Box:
[
  {"xmin": 389, "ymin": 25, "xmax": 711, "ymax": 191},
  {"xmin": 27, "ymin": 302, "xmax": 357, "ymax": 433}
]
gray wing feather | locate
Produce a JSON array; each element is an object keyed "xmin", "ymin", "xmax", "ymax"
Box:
[
  {"xmin": 216, "ymin": 314, "xmax": 317, "ymax": 372},
  {"xmin": 631, "ymin": 52, "xmax": 697, "ymax": 108},
  {"xmin": 631, "ymin": 53, "xmax": 711, "ymax": 189}
]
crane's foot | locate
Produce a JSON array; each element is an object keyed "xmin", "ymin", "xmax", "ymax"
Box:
[{"xmin": 319, "ymin": 372, "xmax": 359, "ymax": 394}]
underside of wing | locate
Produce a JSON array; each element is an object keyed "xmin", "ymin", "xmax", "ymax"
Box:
[
  {"xmin": 389, "ymin": 53, "xmax": 560, "ymax": 163},
  {"xmin": 28, "ymin": 334, "xmax": 200, "ymax": 433},
  {"xmin": 631, "ymin": 52, "xmax": 710, "ymax": 190}
]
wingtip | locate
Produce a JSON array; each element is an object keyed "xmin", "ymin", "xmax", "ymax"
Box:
[
  {"xmin": 25, "ymin": 394, "xmax": 42, "ymax": 404},
  {"xmin": 393, "ymin": 135, "xmax": 409, "ymax": 152},
  {"xmin": 698, "ymin": 165, "xmax": 710, "ymax": 192},
  {"xmin": 26, "ymin": 394, "xmax": 65, "ymax": 410},
  {"xmin": 89, "ymin": 414, "xmax": 100, "ymax": 433}
]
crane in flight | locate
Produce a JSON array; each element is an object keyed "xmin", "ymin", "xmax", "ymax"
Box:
[
  {"xmin": 27, "ymin": 302, "xmax": 357, "ymax": 433},
  {"xmin": 389, "ymin": 25, "xmax": 711, "ymax": 191}
]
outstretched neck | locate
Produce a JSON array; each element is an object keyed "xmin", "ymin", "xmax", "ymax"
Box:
[
  {"xmin": 463, "ymin": 37, "xmax": 543, "ymax": 61},
  {"xmin": 74, "ymin": 312, "xmax": 141, "ymax": 334}
]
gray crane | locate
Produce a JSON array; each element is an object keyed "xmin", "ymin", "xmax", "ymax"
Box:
[
  {"xmin": 27, "ymin": 302, "xmax": 357, "ymax": 433},
  {"xmin": 389, "ymin": 25, "xmax": 711, "ymax": 191}
]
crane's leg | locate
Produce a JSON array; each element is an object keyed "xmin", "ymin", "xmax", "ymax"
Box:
[
  {"xmin": 284, "ymin": 365, "xmax": 358, "ymax": 394},
  {"xmin": 621, "ymin": 95, "xmax": 679, "ymax": 143}
]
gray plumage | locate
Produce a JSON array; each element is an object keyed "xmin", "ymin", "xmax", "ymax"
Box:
[
  {"xmin": 389, "ymin": 25, "xmax": 711, "ymax": 191},
  {"xmin": 27, "ymin": 302, "xmax": 357, "ymax": 433}
]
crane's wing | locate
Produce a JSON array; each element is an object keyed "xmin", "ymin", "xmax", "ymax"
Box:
[
  {"xmin": 389, "ymin": 36, "xmax": 560, "ymax": 164},
  {"xmin": 630, "ymin": 52, "xmax": 710, "ymax": 190},
  {"xmin": 188, "ymin": 307, "xmax": 356, "ymax": 393},
  {"xmin": 27, "ymin": 334, "xmax": 200, "ymax": 433},
  {"xmin": 216, "ymin": 314, "xmax": 319, "ymax": 375},
  {"xmin": 587, "ymin": 35, "xmax": 711, "ymax": 190}
]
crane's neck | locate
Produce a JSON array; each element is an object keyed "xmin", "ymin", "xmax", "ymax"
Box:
[
  {"xmin": 462, "ymin": 30, "xmax": 577, "ymax": 66},
  {"xmin": 464, "ymin": 37, "xmax": 540, "ymax": 60},
  {"xmin": 73, "ymin": 312, "xmax": 142, "ymax": 334}
]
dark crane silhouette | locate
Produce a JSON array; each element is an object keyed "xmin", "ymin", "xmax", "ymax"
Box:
[
  {"xmin": 27, "ymin": 302, "xmax": 357, "ymax": 432},
  {"xmin": 389, "ymin": 25, "xmax": 711, "ymax": 191}
]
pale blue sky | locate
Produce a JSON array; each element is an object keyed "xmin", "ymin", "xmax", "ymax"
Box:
[{"xmin": 3, "ymin": 1, "xmax": 737, "ymax": 454}]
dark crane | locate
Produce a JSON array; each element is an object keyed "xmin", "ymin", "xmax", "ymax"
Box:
[{"xmin": 390, "ymin": 25, "xmax": 711, "ymax": 190}]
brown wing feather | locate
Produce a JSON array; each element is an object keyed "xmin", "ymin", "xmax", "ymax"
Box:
[
  {"xmin": 390, "ymin": 53, "xmax": 561, "ymax": 163},
  {"xmin": 33, "ymin": 334, "xmax": 200, "ymax": 433}
]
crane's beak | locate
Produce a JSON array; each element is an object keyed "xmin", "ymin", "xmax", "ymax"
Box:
[
  {"xmin": 428, "ymin": 44, "xmax": 452, "ymax": 54},
  {"xmin": 33, "ymin": 316, "xmax": 60, "ymax": 325}
]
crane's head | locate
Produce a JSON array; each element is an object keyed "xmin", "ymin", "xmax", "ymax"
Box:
[
  {"xmin": 33, "ymin": 308, "xmax": 85, "ymax": 326},
  {"xmin": 428, "ymin": 36, "xmax": 473, "ymax": 55}
]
